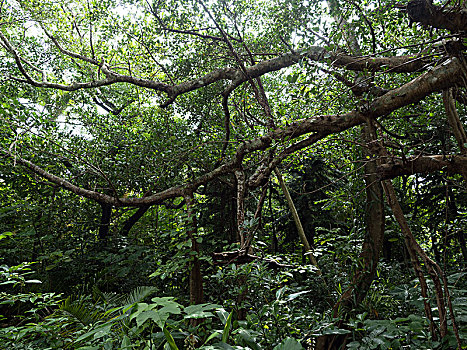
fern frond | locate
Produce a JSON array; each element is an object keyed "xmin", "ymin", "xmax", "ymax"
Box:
[{"xmin": 59, "ymin": 296, "xmax": 105, "ymax": 326}]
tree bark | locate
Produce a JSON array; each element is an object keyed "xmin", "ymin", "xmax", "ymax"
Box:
[
  {"xmin": 98, "ymin": 203, "xmax": 112, "ymax": 241},
  {"xmin": 443, "ymin": 88, "xmax": 467, "ymax": 182},
  {"xmin": 407, "ymin": 0, "xmax": 467, "ymax": 32},
  {"xmin": 119, "ymin": 205, "xmax": 150, "ymax": 237},
  {"xmin": 382, "ymin": 181, "xmax": 436, "ymax": 339},
  {"xmin": 375, "ymin": 128, "xmax": 462, "ymax": 347},
  {"xmin": 184, "ymin": 192, "xmax": 204, "ymax": 307},
  {"xmin": 316, "ymin": 124, "xmax": 385, "ymax": 350},
  {"xmin": 235, "ymin": 169, "xmax": 246, "ymax": 248},
  {"xmin": 334, "ymin": 125, "xmax": 385, "ymax": 314}
]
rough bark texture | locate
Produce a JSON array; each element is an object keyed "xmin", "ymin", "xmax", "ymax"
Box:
[
  {"xmin": 382, "ymin": 180, "xmax": 436, "ymax": 338},
  {"xmin": 407, "ymin": 0, "xmax": 467, "ymax": 32},
  {"xmin": 3, "ymin": 55, "xmax": 465, "ymax": 208},
  {"xmin": 443, "ymin": 88, "xmax": 467, "ymax": 182},
  {"xmin": 337, "ymin": 125, "xmax": 385, "ymax": 312},
  {"xmin": 235, "ymin": 169, "xmax": 246, "ymax": 247},
  {"xmin": 443, "ymin": 88, "xmax": 467, "ymax": 155},
  {"xmin": 384, "ymin": 182, "xmax": 455, "ymax": 340},
  {"xmin": 377, "ymin": 155, "xmax": 467, "ymax": 179},
  {"xmin": 377, "ymin": 139, "xmax": 462, "ymax": 347}
]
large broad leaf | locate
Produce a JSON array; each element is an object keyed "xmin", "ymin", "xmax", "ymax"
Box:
[
  {"xmin": 203, "ymin": 331, "xmax": 222, "ymax": 345},
  {"xmin": 184, "ymin": 303, "xmax": 221, "ymax": 319},
  {"xmin": 216, "ymin": 308, "xmax": 230, "ymax": 325},
  {"xmin": 136, "ymin": 309, "xmax": 168, "ymax": 329},
  {"xmin": 151, "ymin": 297, "xmax": 178, "ymax": 306},
  {"xmin": 159, "ymin": 303, "xmax": 182, "ymax": 315},
  {"xmin": 235, "ymin": 329, "xmax": 261, "ymax": 350},
  {"xmin": 321, "ymin": 328, "xmax": 351, "ymax": 335},
  {"xmin": 120, "ymin": 335, "xmax": 131, "ymax": 349},
  {"xmin": 273, "ymin": 337, "xmax": 304, "ymax": 350},
  {"xmin": 130, "ymin": 302, "xmax": 149, "ymax": 320},
  {"xmin": 131, "ymin": 300, "xmax": 181, "ymax": 328},
  {"xmin": 75, "ymin": 323, "xmax": 112, "ymax": 343}
]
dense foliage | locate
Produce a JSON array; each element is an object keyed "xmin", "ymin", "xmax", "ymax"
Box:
[{"xmin": 1, "ymin": 0, "xmax": 466, "ymax": 349}]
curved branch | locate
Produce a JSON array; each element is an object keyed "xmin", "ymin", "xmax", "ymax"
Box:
[
  {"xmin": 407, "ymin": 0, "xmax": 467, "ymax": 32},
  {"xmin": 377, "ymin": 155, "xmax": 467, "ymax": 179},
  {"xmin": 2, "ymin": 56, "xmax": 465, "ymax": 207},
  {"xmin": 3, "ymin": 26, "xmax": 434, "ymax": 106}
]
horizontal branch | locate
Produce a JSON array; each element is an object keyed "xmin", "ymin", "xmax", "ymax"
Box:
[
  {"xmin": 2, "ymin": 27, "xmax": 432, "ymax": 104},
  {"xmin": 378, "ymin": 155, "xmax": 467, "ymax": 179},
  {"xmin": 2, "ymin": 44, "xmax": 465, "ymax": 207},
  {"xmin": 165, "ymin": 48, "xmax": 430, "ymax": 104},
  {"xmin": 369, "ymin": 57, "xmax": 464, "ymax": 117},
  {"xmin": 407, "ymin": 0, "xmax": 467, "ymax": 33}
]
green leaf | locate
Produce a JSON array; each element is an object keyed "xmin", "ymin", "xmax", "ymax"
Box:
[
  {"xmin": 93, "ymin": 323, "xmax": 112, "ymax": 339},
  {"xmin": 151, "ymin": 297, "xmax": 178, "ymax": 306},
  {"xmin": 216, "ymin": 308, "xmax": 230, "ymax": 325},
  {"xmin": 0, "ymin": 232, "xmax": 14, "ymax": 240},
  {"xmin": 287, "ymin": 290, "xmax": 310, "ymax": 301},
  {"xmin": 203, "ymin": 331, "xmax": 222, "ymax": 345},
  {"xmin": 273, "ymin": 337, "xmax": 304, "ymax": 350},
  {"xmin": 203, "ymin": 343, "xmax": 235, "ymax": 350},
  {"xmin": 24, "ymin": 279, "xmax": 42, "ymax": 284},
  {"xmin": 222, "ymin": 310, "xmax": 233, "ymax": 343},
  {"xmin": 159, "ymin": 303, "xmax": 182, "ymax": 316},
  {"xmin": 321, "ymin": 328, "xmax": 351, "ymax": 335},
  {"xmin": 136, "ymin": 309, "xmax": 167, "ymax": 329},
  {"xmin": 75, "ymin": 323, "xmax": 112, "ymax": 343},
  {"xmin": 184, "ymin": 303, "xmax": 220, "ymax": 319},
  {"xmin": 163, "ymin": 327, "xmax": 179, "ymax": 350},
  {"xmin": 235, "ymin": 329, "xmax": 261, "ymax": 350},
  {"xmin": 120, "ymin": 335, "xmax": 131, "ymax": 349}
]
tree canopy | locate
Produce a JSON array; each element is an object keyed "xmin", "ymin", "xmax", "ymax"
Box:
[{"xmin": 0, "ymin": 0, "xmax": 466, "ymax": 349}]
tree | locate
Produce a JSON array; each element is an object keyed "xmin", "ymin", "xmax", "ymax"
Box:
[{"xmin": 1, "ymin": 0, "xmax": 466, "ymax": 348}]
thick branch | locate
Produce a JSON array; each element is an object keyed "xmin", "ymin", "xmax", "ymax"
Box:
[
  {"xmin": 377, "ymin": 155, "xmax": 467, "ymax": 179},
  {"xmin": 369, "ymin": 57, "xmax": 464, "ymax": 117},
  {"xmin": 407, "ymin": 0, "xmax": 467, "ymax": 32},
  {"xmin": 3, "ymin": 56, "xmax": 465, "ymax": 207},
  {"xmin": 3, "ymin": 27, "xmax": 433, "ymax": 104}
]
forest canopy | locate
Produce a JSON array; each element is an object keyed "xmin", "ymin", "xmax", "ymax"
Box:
[{"xmin": 0, "ymin": 0, "xmax": 466, "ymax": 349}]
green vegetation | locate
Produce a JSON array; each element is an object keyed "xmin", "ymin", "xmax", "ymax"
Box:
[{"xmin": 0, "ymin": 0, "xmax": 466, "ymax": 349}]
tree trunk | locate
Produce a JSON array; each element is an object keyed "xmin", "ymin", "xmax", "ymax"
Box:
[
  {"xmin": 376, "ymin": 125, "xmax": 461, "ymax": 347},
  {"xmin": 98, "ymin": 203, "xmax": 112, "ymax": 241},
  {"xmin": 443, "ymin": 88, "xmax": 467, "ymax": 181},
  {"xmin": 119, "ymin": 205, "xmax": 150, "ymax": 237},
  {"xmin": 334, "ymin": 125, "xmax": 385, "ymax": 314},
  {"xmin": 184, "ymin": 193, "xmax": 203, "ymax": 307},
  {"xmin": 316, "ymin": 125, "xmax": 385, "ymax": 350}
]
